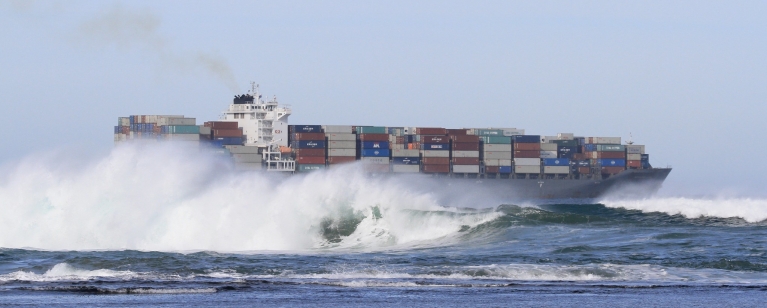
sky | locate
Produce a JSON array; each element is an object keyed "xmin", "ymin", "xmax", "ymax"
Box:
[{"xmin": 0, "ymin": 0, "xmax": 765, "ymax": 196}]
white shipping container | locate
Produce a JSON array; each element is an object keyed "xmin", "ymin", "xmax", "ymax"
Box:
[
  {"xmin": 452, "ymin": 151, "xmax": 480, "ymax": 158},
  {"xmin": 422, "ymin": 150, "xmax": 450, "ymax": 158},
  {"xmin": 327, "ymin": 141, "xmax": 356, "ymax": 149},
  {"xmin": 119, "ymin": 117, "xmax": 130, "ymax": 126},
  {"xmin": 159, "ymin": 117, "xmax": 196, "ymax": 126},
  {"xmin": 626, "ymin": 145, "xmax": 645, "ymax": 154},
  {"xmin": 326, "ymin": 133, "xmax": 356, "ymax": 141},
  {"xmin": 483, "ymin": 144, "xmax": 512, "ymax": 152},
  {"xmin": 544, "ymin": 166, "xmax": 570, "ymax": 174},
  {"xmin": 557, "ymin": 133, "xmax": 574, "ymax": 140},
  {"xmin": 164, "ymin": 134, "xmax": 200, "ymax": 141},
  {"xmin": 515, "ymin": 165, "xmax": 540, "ymax": 174},
  {"xmin": 514, "ymin": 158, "xmax": 541, "ymax": 166},
  {"xmin": 199, "ymin": 126, "xmax": 211, "ymax": 135},
  {"xmin": 393, "ymin": 149, "xmax": 420, "ymax": 157},
  {"xmin": 453, "ymin": 165, "xmax": 480, "ymax": 173},
  {"xmin": 484, "ymin": 159, "xmax": 512, "ymax": 166},
  {"xmin": 587, "ymin": 137, "xmax": 621, "ymax": 144},
  {"xmin": 323, "ymin": 125, "xmax": 354, "ymax": 133},
  {"xmin": 225, "ymin": 145, "xmax": 260, "ymax": 154},
  {"xmin": 328, "ymin": 149, "xmax": 356, "ymax": 156},
  {"xmin": 234, "ymin": 163, "xmax": 262, "ymax": 171},
  {"xmin": 233, "ymin": 153, "xmax": 262, "ymax": 163},
  {"xmin": 540, "ymin": 143, "xmax": 558, "ymax": 151},
  {"xmin": 502, "ymin": 128, "xmax": 525, "ymax": 136},
  {"xmin": 484, "ymin": 151, "xmax": 511, "ymax": 159},
  {"xmin": 392, "ymin": 165, "xmax": 420, "ymax": 173},
  {"xmin": 361, "ymin": 157, "xmax": 390, "ymax": 164},
  {"xmin": 541, "ymin": 136, "xmax": 558, "ymax": 143},
  {"xmin": 540, "ymin": 151, "xmax": 557, "ymax": 158},
  {"xmin": 627, "ymin": 154, "xmax": 642, "ymax": 160}
]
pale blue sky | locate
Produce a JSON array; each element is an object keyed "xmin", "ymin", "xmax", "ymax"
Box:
[{"xmin": 1, "ymin": 1, "xmax": 765, "ymax": 196}]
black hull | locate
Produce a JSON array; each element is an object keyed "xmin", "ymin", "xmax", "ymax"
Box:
[{"xmin": 385, "ymin": 168, "xmax": 672, "ymax": 203}]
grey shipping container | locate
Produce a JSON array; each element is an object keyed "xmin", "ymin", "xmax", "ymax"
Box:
[
  {"xmin": 483, "ymin": 144, "xmax": 512, "ymax": 152},
  {"xmin": 393, "ymin": 149, "xmax": 420, "ymax": 157},
  {"xmin": 515, "ymin": 165, "xmax": 540, "ymax": 174},
  {"xmin": 327, "ymin": 141, "xmax": 356, "ymax": 148},
  {"xmin": 326, "ymin": 133, "xmax": 356, "ymax": 141},
  {"xmin": 452, "ymin": 151, "xmax": 480, "ymax": 158},
  {"xmin": 422, "ymin": 150, "xmax": 450, "ymax": 158},
  {"xmin": 453, "ymin": 165, "xmax": 480, "ymax": 173},
  {"xmin": 361, "ymin": 157, "xmax": 389, "ymax": 164},
  {"xmin": 323, "ymin": 125, "xmax": 354, "ymax": 133},
  {"xmin": 392, "ymin": 165, "xmax": 420, "ymax": 173},
  {"xmin": 540, "ymin": 143, "xmax": 558, "ymax": 151},
  {"xmin": 328, "ymin": 149, "xmax": 356, "ymax": 156},
  {"xmin": 225, "ymin": 145, "xmax": 259, "ymax": 154},
  {"xmin": 233, "ymin": 153, "xmax": 262, "ymax": 163},
  {"xmin": 540, "ymin": 151, "xmax": 557, "ymax": 158},
  {"xmin": 514, "ymin": 158, "xmax": 541, "ymax": 166},
  {"xmin": 544, "ymin": 166, "xmax": 570, "ymax": 174},
  {"xmin": 484, "ymin": 151, "xmax": 512, "ymax": 159},
  {"xmin": 485, "ymin": 159, "xmax": 512, "ymax": 166}
]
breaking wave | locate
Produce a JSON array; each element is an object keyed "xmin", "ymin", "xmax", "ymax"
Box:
[
  {"xmin": 0, "ymin": 143, "xmax": 500, "ymax": 251},
  {"xmin": 601, "ymin": 197, "xmax": 767, "ymax": 223}
]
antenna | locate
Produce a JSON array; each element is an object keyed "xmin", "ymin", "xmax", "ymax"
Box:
[{"xmin": 626, "ymin": 132, "xmax": 634, "ymax": 145}]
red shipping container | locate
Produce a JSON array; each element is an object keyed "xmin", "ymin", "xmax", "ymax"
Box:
[
  {"xmin": 446, "ymin": 129, "xmax": 469, "ymax": 136},
  {"xmin": 514, "ymin": 143, "xmax": 541, "ymax": 151},
  {"xmin": 358, "ymin": 133, "xmax": 389, "ymax": 141},
  {"xmin": 422, "ymin": 157, "xmax": 450, "ymax": 164},
  {"xmin": 601, "ymin": 166, "xmax": 625, "ymax": 174},
  {"xmin": 293, "ymin": 133, "xmax": 325, "ymax": 141},
  {"xmin": 453, "ymin": 142, "xmax": 480, "ymax": 151},
  {"xmin": 328, "ymin": 156, "xmax": 356, "ymax": 164},
  {"xmin": 514, "ymin": 150, "xmax": 540, "ymax": 158},
  {"xmin": 422, "ymin": 164, "xmax": 450, "ymax": 173},
  {"xmin": 416, "ymin": 127, "xmax": 447, "ymax": 135},
  {"xmin": 595, "ymin": 151, "xmax": 625, "ymax": 159},
  {"xmin": 452, "ymin": 157, "xmax": 479, "ymax": 165},
  {"xmin": 578, "ymin": 167, "xmax": 591, "ymax": 174},
  {"xmin": 394, "ymin": 136, "xmax": 405, "ymax": 144},
  {"xmin": 451, "ymin": 135, "xmax": 479, "ymax": 142},
  {"xmin": 421, "ymin": 135, "xmax": 449, "ymax": 143},
  {"xmin": 627, "ymin": 160, "xmax": 642, "ymax": 168},
  {"xmin": 294, "ymin": 148, "xmax": 326, "ymax": 157},
  {"xmin": 120, "ymin": 126, "xmax": 130, "ymax": 134},
  {"xmin": 486, "ymin": 166, "xmax": 500, "ymax": 173},
  {"xmin": 296, "ymin": 156, "xmax": 326, "ymax": 164},
  {"xmin": 205, "ymin": 121, "xmax": 239, "ymax": 129},
  {"xmin": 213, "ymin": 129, "xmax": 243, "ymax": 137},
  {"xmin": 572, "ymin": 153, "xmax": 587, "ymax": 160}
]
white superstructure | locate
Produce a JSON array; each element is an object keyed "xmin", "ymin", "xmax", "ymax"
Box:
[
  {"xmin": 222, "ymin": 82, "xmax": 291, "ymax": 150},
  {"xmin": 222, "ymin": 82, "xmax": 294, "ymax": 172}
]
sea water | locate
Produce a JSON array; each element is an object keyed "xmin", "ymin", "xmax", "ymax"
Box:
[{"xmin": 1, "ymin": 144, "xmax": 766, "ymax": 307}]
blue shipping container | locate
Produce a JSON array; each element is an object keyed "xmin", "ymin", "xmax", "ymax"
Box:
[
  {"xmin": 543, "ymin": 158, "xmax": 570, "ymax": 166},
  {"xmin": 499, "ymin": 166, "xmax": 512, "ymax": 174},
  {"xmin": 422, "ymin": 143, "xmax": 450, "ymax": 150},
  {"xmin": 641, "ymin": 154, "xmax": 650, "ymax": 161},
  {"xmin": 360, "ymin": 149, "xmax": 390, "ymax": 157},
  {"xmin": 215, "ymin": 137, "xmax": 243, "ymax": 145},
  {"xmin": 361, "ymin": 141, "xmax": 389, "ymax": 149},
  {"xmin": 512, "ymin": 135, "xmax": 541, "ymax": 143},
  {"xmin": 391, "ymin": 157, "xmax": 420, "ymax": 165},
  {"xmin": 290, "ymin": 125, "xmax": 323, "ymax": 133},
  {"xmin": 584, "ymin": 144, "xmax": 597, "ymax": 152},
  {"xmin": 598, "ymin": 159, "xmax": 626, "ymax": 167},
  {"xmin": 113, "ymin": 126, "xmax": 119, "ymax": 134},
  {"xmin": 291, "ymin": 140, "xmax": 326, "ymax": 149}
]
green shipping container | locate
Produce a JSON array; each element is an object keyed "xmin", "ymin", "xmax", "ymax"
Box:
[
  {"xmin": 596, "ymin": 144, "xmax": 625, "ymax": 152},
  {"xmin": 481, "ymin": 136, "xmax": 512, "ymax": 144},
  {"xmin": 553, "ymin": 140, "xmax": 578, "ymax": 147},
  {"xmin": 475, "ymin": 129, "xmax": 505, "ymax": 136},
  {"xmin": 356, "ymin": 126, "xmax": 387, "ymax": 134},
  {"xmin": 166, "ymin": 125, "xmax": 200, "ymax": 134},
  {"xmin": 297, "ymin": 164, "xmax": 326, "ymax": 172}
]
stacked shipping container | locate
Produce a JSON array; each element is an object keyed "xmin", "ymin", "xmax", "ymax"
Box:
[
  {"xmin": 418, "ymin": 128, "xmax": 449, "ymax": 173},
  {"xmin": 357, "ymin": 126, "xmax": 390, "ymax": 173},
  {"xmin": 290, "ymin": 125, "xmax": 326, "ymax": 172},
  {"xmin": 325, "ymin": 125, "xmax": 357, "ymax": 166}
]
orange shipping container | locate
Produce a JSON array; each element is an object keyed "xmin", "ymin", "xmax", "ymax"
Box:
[
  {"xmin": 358, "ymin": 133, "xmax": 389, "ymax": 141},
  {"xmin": 578, "ymin": 167, "xmax": 591, "ymax": 174},
  {"xmin": 422, "ymin": 164, "xmax": 450, "ymax": 173},
  {"xmin": 422, "ymin": 157, "xmax": 450, "ymax": 164},
  {"xmin": 293, "ymin": 133, "xmax": 325, "ymax": 141},
  {"xmin": 627, "ymin": 160, "xmax": 642, "ymax": 168},
  {"xmin": 601, "ymin": 166, "xmax": 624, "ymax": 174},
  {"xmin": 213, "ymin": 129, "xmax": 243, "ymax": 137},
  {"xmin": 453, "ymin": 142, "xmax": 480, "ymax": 151},
  {"xmin": 452, "ymin": 157, "xmax": 479, "ymax": 165},
  {"xmin": 328, "ymin": 156, "xmax": 356, "ymax": 164},
  {"xmin": 514, "ymin": 150, "xmax": 540, "ymax": 158},
  {"xmin": 514, "ymin": 143, "xmax": 541, "ymax": 151},
  {"xmin": 296, "ymin": 156, "xmax": 326, "ymax": 164},
  {"xmin": 486, "ymin": 166, "xmax": 500, "ymax": 173}
]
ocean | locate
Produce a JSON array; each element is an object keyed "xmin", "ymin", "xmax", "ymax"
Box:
[{"xmin": 1, "ymin": 145, "xmax": 766, "ymax": 306}]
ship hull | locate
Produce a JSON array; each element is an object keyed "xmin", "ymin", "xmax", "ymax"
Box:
[{"xmin": 391, "ymin": 168, "xmax": 672, "ymax": 202}]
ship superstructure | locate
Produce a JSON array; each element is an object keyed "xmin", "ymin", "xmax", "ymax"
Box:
[{"xmin": 222, "ymin": 82, "xmax": 291, "ymax": 150}]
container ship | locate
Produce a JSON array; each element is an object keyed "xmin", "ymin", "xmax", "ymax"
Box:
[{"xmin": 114, "ymin": 84, "xmax": 671, "ymax": 199}]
